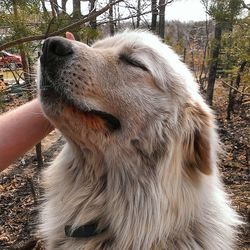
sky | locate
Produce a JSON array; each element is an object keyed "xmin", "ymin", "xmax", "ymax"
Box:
[
  {"xmin": 165, "ymin": 0, "xmax": 207, "ymax": 22},
  {"xmin": 167, "ymin": 0, "xmax": 250, "ymax": 22}
]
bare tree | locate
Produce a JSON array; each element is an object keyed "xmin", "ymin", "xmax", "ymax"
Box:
[
  {"xmin": 41, "ymin": 0, "xmax": 48, "ymax": 14},
  {"xmin": 73, "ymin": 0, "xmax": 81, "ymax": 19},
  {"xmin": 89, "ymin": 0, "xmax": 97, "ymax": 29},
  {"xmin": 158, "ymin": 0, "xmax": 174, "ymax": 39},
  {"xmin": 49, "ymin": 0, "xmax": 60, "ymax": 17},
  {"xmin": 123, "ymin": 1, "xmax": 136, "ymax": 28},
  {"xmin": 62, "ymin": 0, "xmax": 68, "ymax": 13},
  {"xmin": 136, "ymin": 0, "xmax": 141, "ymax": 28},
  {"xmin": 12, "ymin": 0, "xmax": 29, "ymax": 86},
  {"xmin": 122, "ymin": 0, "xmax": 151, "ymax": 29},
  {"xmin": 151, "ymin": 0, "xmax": 158, "ymax": 32},
  {"xmin": 205, "ymin": 0, "xmax": 242, "ymax": 106},
  {"xmin": 54, "ymin": 0, "xmax": 60, "ymax": 15},
  {"xmin": 206, "ymin": 21, "xmax": 222, "ymax": 105},
  {"xmin": 109, "ymin": 0, "xmax": 115, "ymax": 35},
  {"xmin": 198, "ymin": 15, "xmax": 210, "ymax": 91},
  {"xmin": 227, "ymin": 61, "xmax": 247, "ymax": 119},
  {"xmin": 72, "ymin": 0, "xmax": 81, "ymax": 39},
  {"xmin": 114, "ymin": 1, "xmax": 121, "ymax": 30}
]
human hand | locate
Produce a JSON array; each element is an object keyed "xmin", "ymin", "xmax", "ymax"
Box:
[{"xmin": 66, "ymin": 32, "xmax": 75, "ymax": 40}]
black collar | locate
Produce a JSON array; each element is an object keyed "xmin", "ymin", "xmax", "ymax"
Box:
[{"xmin": 65, "ymin": 222, "xmax": 107, "ymax": 238}]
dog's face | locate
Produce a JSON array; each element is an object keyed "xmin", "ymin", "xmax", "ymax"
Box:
[{"xmin": 39, "ymin": 31, "xmax": 215, "ymax": 176}]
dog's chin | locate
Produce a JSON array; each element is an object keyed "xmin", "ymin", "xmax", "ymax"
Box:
[{"xmin": 39, "ymin": 77, "xmax": 121, "ymax": 132}]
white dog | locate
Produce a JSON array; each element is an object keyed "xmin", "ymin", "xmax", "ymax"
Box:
[{"xmin": 38, "ymin": 31, "xmax": 240, "ymax": 250}]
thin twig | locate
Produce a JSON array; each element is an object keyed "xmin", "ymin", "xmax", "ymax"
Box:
[
  {"xmin": 97, "ymin": 9, "xmax": 153, "ymax": 26},
  {"xmin": 220, "ymin": 79, "xmax": 250, "ymax": 96},
  {"xmin": 26, "ymin": 176, "xmax": 38, "ymax": 205}
]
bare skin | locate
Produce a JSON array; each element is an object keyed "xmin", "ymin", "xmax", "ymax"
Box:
[
  {"xmin": 0, "ymin": 32, "xmax": 75, "ymax": 171},
  {"xmin": 0, "ymin": 99, "xmax": 53, "ymax": 170}
]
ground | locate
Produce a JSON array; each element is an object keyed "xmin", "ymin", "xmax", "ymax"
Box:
[{"xmin": 0, "ymin": 81, "xmax": 249, "ymax": 250}]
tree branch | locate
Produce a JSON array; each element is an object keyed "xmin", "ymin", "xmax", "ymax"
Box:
[
  {"xmin": 220, "ymin": 80, "xmax": 250, "ymax": 97},
  {"xmin": 0, "ymin": 0, "xmax": 124, "ymax": 51}
]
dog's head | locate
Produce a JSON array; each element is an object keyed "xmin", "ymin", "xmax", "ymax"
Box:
[{"xmin": 38, "ymin": 31, "xmax": 217, "ymax": 177}]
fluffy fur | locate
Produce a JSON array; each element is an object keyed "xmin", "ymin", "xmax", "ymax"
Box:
[{"xmin": 38, "ymin": 31, "xmax": 240, "ymax": 250}]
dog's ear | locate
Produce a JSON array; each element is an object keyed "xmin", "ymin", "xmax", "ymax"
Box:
[{"xmin": 183, "ymin": 103, "xmax": 217, "ymax": 176}]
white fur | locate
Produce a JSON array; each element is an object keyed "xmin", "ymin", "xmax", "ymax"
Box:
[{"xmin": 39, "ymin": 31, "xmax": 241, "ymax": 250}]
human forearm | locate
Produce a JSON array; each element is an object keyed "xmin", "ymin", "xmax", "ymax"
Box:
[{"xmin": 0, "ymin": 99, "xmax": 54, "ymax": 170}]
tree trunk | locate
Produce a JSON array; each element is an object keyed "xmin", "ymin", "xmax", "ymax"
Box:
[
  {"xmin": 158, "ymin": 0, "xmax": 166, "ymax": 39},
  {"xmin": 19, "ymin": 49, "xmax": 30, "ymax": 88},
  {"xmin": 35, "ymin": 143, "xmax": 43, "ymax": 168},
  {"xmin": 136, "ymin": 0, "xmax": 141, "ymax": 28},
  {"xmin": 72, "ymin": 0, "xmax": 81, "ymax": 40},
  {"xmin": 226, "ymin": 61, "xmax": 247, "ymax": 119},
  {"xmin": 206, "ymin": 22, "xmax": 222, "ymax": 106},
  {"xmin": 73, "ymin": 0, "xmax": 81, "ymax": 19},
  {"xmin": 234, "ymin": 61, "xmax": 247, "ymax": 90},
  {"xmin": 198, "ymin": 15, "xmax": 209, "ymax": 91},
  {"xmin": 226, "ymin": 78, "xmax": 234, "ymax": 120},
  {"xmin": 183, "ymin": 47, "xmax": 186, "ymax": 62},
  {"xmin": 89, "ymin": 0, "xmax": 97, "ymax": 29},
  {"xmin": 12, "ymin": 0, "xmax": 30, "ymax": 86},
  {"xmin": 62, "ymin": 0, "xmax": 68, "ymax": 13},
  {"xmin": 151, "ymin": 0, "xmax": 157, "ymax": 32},
  {"xmin": 109, "ymin": 0, "xmax": 115, "ymax": 35},
  {"xmin": 117, "ymin": 2, "xmax": 121, "ymax": 30},
  {"xmin": 53, "ymin": 0, "xmax": 60, "ymax": 15},
  {"xmin": 41, "ymin": 0, "xmax": 48, "ymax": 14},
  {"xmin": 49, "ymin": 0, "xmax": 56, "ymax": 18}
]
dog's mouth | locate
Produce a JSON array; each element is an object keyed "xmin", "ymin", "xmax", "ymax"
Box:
[
  {"xmin": 40, "ymin": 76, "xmax": 121, "ymax": 131},
  {"xmin": 67, "ymin": 101, "xmax": 121, "ymax": 131}
]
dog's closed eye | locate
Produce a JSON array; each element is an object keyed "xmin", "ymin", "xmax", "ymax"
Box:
[{"xmin": 119, "ymin": 54, "xmax": 148, "ymax": 71}]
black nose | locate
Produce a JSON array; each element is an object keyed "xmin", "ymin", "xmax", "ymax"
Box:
[{"xmin": 41, "ymin": 37, "xmax": 73, "ymax": 63}]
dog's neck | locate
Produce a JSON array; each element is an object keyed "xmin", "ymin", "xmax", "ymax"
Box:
[{"xmin": 60, "ymin": 140, "xmax": 197, "ymax": 249}]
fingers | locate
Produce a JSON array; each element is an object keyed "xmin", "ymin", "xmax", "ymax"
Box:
[{"xmin": 66, "ymin": 32, "xmax": 75, "ymax": 40}]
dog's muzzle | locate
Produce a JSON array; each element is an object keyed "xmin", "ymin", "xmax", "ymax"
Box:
[
  {"xmin": 39, "ymin": 37, "xmax": 121, "ymax": 131},
  {"xmin": 39, "ymin": 37, "xmax": 74, "ymax": 100}
]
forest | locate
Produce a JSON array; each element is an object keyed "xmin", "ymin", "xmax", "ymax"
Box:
[{"xmin": 0, "ymin": 0, "xmax": 249, "ymax": 249}]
